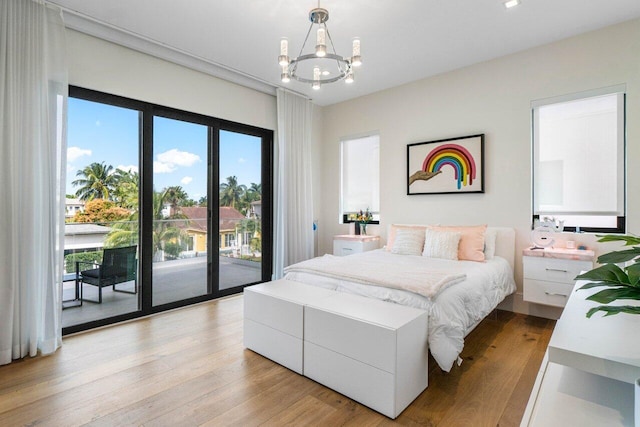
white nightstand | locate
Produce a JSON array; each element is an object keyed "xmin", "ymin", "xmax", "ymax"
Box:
[
  {"xmin": 522, "ymin": 247, "xmax": 595, "ymax": 308},
  {"xmin": 333, "ymin": 235, "xmax": 380, "ymax": 256}
]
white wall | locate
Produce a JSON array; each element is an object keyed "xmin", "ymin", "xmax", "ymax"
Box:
[
  {"xmin": 317, "ymin": 18, "xmax": 640, "ymax": 318},
  {"xmin": 67, "ymin": 30, "xmax": 277, "ymax": 130}
]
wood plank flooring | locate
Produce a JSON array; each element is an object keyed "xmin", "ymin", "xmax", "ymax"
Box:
[{"xmin": 0, "ymin": 295, "xmax": 554, "ymax": 426}]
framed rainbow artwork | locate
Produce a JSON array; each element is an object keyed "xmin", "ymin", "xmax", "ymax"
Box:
[{"xmin": 407, "ymin": 134, "xmax": 484, "ymax": 195}]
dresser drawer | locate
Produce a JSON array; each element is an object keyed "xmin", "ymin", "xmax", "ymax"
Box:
[
  {"xmin": 244, "ymin": 319, "xmax": 303, "ymax": 374},
  {"xmin": 244, "ymin": 286, "xmax": 304, "ymax": 338},
  {"xmin": 304, "ymin": 341, "xmax": 396, "ymax": 418},
  {"xmin": 304, "ymin": 305, "xmax": 396, "ymax": 373},
  {"xmin": 523, "ymin": 256, "xmax": 592, "ymax": 284},
  {"xmin": 523, "ymin": 279, "xmax": 575, "ymax": 308}
]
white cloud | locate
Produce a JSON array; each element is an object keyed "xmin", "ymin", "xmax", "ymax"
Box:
[
  {"xmin": 154, "ymin": 160, "xmax": 175, "ymax": 173},
  {"xmin": 157, "ymin": 149, "xmax": 201, "ymax": 167},
  {"xmin": 238, "ymin": 157, "xmax": 246, "ymax": 163},
  {"xmin": 67, "ymin": 146, "xmax": 92, "ymax": 162},
  {"xmin": 154, "ymin": 149, "xmax": 201, "ymax": 174},
  {"xmin": 181, "ymin": 176, "xmax": 193, "ymax": 185},
  {"xmin": 116, "ymin": 164, "xmax": 139, "ymax": 174},
  {"xmin": 95, "ymin": 120, "xmax": 101, "ymax": 127}
]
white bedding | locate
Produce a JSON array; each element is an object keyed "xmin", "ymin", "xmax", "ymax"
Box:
[
  {"xmin": 284, "ymin": 251, "xmax": 466, "ymax": 299},
  {"xmin": 284, "ymin": 249, "xmax": 516, "ymax": 372}
]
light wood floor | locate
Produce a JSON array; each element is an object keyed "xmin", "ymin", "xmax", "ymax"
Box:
[{"xmin": 0, "ymin": 295, "xmax": 554, "ymax": 426}]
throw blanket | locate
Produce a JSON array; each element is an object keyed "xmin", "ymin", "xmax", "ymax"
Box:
[{"xmin": 284, "ymin": 251, "xmax": 467, "ymax": 300}]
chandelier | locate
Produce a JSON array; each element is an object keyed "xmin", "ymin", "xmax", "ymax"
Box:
[{"xmin": 278, "ymin": 2, "xmax": 361, "ymax": 90}]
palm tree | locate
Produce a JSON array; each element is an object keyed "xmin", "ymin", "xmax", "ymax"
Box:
[
  {"xmin": 163, "ymin": 185, "xmax": 189, "ymax": 216},
  {"xmin": 112, "ymin": 170, "xmax": 139, "ymax": 210},
  {"xmin": 72, "ymin": 162, "xmax": 118, "ymax": 201},
  {"xmin": 219, "ymin": 176, "xmax": 246, "ymax": 210},
  {"xmin": 104, "ymin": 187, "xmax": 188, "ymax": 261}
]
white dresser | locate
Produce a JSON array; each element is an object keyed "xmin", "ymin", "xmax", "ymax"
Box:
[
  {"xmin": 522, "ymin": 247, "xmax": 594, "ymax": 307},
  {"xmin": 333, "ymin": 235, "xmax": 380, "ymax": 256},
  {"xmin": 244, "ymin": 280, "xmax": 428, "ymax": 419}
]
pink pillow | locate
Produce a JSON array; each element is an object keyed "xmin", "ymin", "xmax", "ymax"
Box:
[
  {"xmin": 386, "ymin": 224, "xmax": 428, "ymax": 252},
  {"xmin": 428, "ymin": 225, "xmax": 487, "ymax": 262}
]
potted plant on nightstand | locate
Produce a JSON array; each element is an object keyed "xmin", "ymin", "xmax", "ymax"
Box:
[
  {"xmin": 356, "ymin": 208, "xmax": 373, "ymax": 236},
  {"xmin": 575, "ymin": 235, "xmax": 640, "ymax": 317}
]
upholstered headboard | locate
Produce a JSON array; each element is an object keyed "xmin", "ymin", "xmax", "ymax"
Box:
[{"xmin": 489, "ymin": 226, "xmax": 516, "ymax": 271}]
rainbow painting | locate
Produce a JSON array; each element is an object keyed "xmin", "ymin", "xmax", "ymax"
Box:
[
  {"xmin": 422, "ymin": 143, "xmax": 476, "ymax": 189},
  {"xmin": 407, "ymin": 134, "xmax": 484, "ymax": 195}
]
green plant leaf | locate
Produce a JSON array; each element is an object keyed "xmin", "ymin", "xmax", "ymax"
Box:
[
  {"xmin": 577, "ymin": 282, "xmax": 624, "ymax": 290},
  {"xmin": 586, "ymin": 305, "xmax": 640, "ymax": 318},
  {"xmin": 575, "ymin": 264, "xmax": 630, "ymax": 285},
  {"xmin": 586, "ymin": 287, "xmax": 640, "ymax": 304},
  {"xmin": 627, "ymin": 263, "xmax": 640, "ymax": 287},
  {"xmin": 598, "ymin": 248, "xmax": 640, "ymax": 264},
  {"xmin": 596, "ymin": 234, "xmax": 640, "ymax": 246}
]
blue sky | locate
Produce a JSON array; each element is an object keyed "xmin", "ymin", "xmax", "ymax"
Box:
[{"xmin": 67, "ymin": 98, "xmax": 262, "ymax": 201}]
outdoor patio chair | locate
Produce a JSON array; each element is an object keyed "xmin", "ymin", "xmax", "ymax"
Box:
[{"xmin": 78, "ymin": 245, "xmax": 138, "ymax": 304}]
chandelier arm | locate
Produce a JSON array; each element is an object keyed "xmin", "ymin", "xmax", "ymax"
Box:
[
  {"xmin": 296, "ymin": 22, "xmax": 315, "ymax": 61},
  {"xmin": 324, "ymin": 25, "xmax": 338, "ymax": 55},
  {"xmin": 290, "ymin": 21, "xmax": 314, "ymax": 76},
  {"xmin": 324, "ymin": 26, "xmax": 349, "ymax": 73}
]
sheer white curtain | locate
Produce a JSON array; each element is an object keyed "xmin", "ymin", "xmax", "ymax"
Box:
[
  {"xmin": 0, "ymin": 0, "xmax": 67, "ymax": 365},
  {"xmin": 273, "ymin": 89, "xmax": 314, "ymax": 278}
]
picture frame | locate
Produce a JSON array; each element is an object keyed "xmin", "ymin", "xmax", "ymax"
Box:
[{"xmin": 407, "ymin": 134, "xmax": 484, "ymax": 195}]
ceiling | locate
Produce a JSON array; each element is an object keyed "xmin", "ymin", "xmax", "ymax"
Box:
[{"xmin": 49, "ymin": 0, "xmax": 640, "ymax": 106}]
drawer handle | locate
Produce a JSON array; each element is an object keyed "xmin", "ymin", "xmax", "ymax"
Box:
[
  {"xmin": 545, "ymin": 268, "xmax": 568, "ymax": 273},
  {"xmin": 544, "ymin": 291, "xmax": 568, "ymax": 297},
  {"xmin": 343, "ymin": 248, "xmax": 353, "ymax": 251}
]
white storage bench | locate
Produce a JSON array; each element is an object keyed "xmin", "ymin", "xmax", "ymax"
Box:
[{"xmin": 244, "ymin": 279, "xmax": 429, "ymax": 419}]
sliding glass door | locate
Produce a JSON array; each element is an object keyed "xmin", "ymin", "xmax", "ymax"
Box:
[
  {"xmin": 62, "ymin": 95, "xmax": 141, "ymax": 328},
  {"xmin": 63, "ymin": 86, "xmax": 273, "ymax": 334},
  {"xmin": 218, "ymin": 130, "xmax": 264, "ymax": 290},
  {"xmin": 152, "ymin": 116, "xmax": 209, "ymax": 306}
]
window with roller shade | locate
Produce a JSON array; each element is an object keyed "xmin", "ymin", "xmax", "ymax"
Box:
[
  {"xmin": 532, "ymin": 86, "xmax": 625, "ymax": 233},
  {"xmin": 340, "ymin": 134, "xmax": 380, "ymax": 223}
]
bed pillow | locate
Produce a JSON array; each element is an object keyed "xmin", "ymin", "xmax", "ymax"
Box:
[
  {"xmin": 428, "ymin": 225, "xmax": 487, "ymax": 262},
  {"xmin": 386, "ymin": 224, "xmax": 428, "ymax": 252},
  {"xmin": 422, "ymin": 229, "xmax": 461, "ymax": 260},
  {"xmin": 390, "ymin": 227, "xmax": 425, "ymax": 256},
  {"xmin": 484, "ymin": 228, "xmax": 497, "ymax": 260}
]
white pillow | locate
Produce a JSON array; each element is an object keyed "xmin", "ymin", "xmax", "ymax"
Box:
[
  {"xmin": 422, "ymin": 229, "xmax": 461, "ymax": 260},
  {"xmin": 391, "ymin": 228, "xmax": 425, "ymax": 256},
  {"xmin": 484, "ymin": 228, "xmax": 497, "ymax": 260}
]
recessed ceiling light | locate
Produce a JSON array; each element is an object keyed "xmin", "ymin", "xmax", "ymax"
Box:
[{"xmin": 504, "ymin": 0, "xmax": 520, "ymax": 8}]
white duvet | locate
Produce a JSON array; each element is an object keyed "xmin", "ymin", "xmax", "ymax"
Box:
[{"xmin": 284, "ymin": 250, "xmax": 516, "ymax": 372}]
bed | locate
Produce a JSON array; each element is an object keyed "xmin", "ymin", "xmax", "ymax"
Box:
[{"xmin": 284, "ymin": 225, "xmax": 516, "ymax": 372}]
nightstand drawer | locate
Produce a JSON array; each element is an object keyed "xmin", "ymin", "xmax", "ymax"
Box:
[
  {"xmin": 523, "ymin": 257, "xmax": 592, "ymax": 284},
  {"xmin": 523, "ymin": 279, "xmax": 574, "ymax": 308},
  {"xmin": 333, "ymin": 235, "xmax": 380, "ymax": 256}
]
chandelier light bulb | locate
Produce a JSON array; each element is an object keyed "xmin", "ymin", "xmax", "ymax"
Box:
[
  {"xmin": 281, "ymin": 65, "xmax": 290, "ymax": 83},
  {"xmin": 312, "ymin": 66, "xmax": 321, "ymax": 90},
  {"xmin": 345, "ymin": 70, "xmax": 354, "ymax": 84},
  {"xmin": 278, "ymin": 38, "xmax": 289, "ymax": 66},
  {"xmin": 351, "ymin": 38, "xmax": 362, "ymax": 67},
  {"xmin": 315, "ymin": 28, "xmax": 327, "ymax": 57}
]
